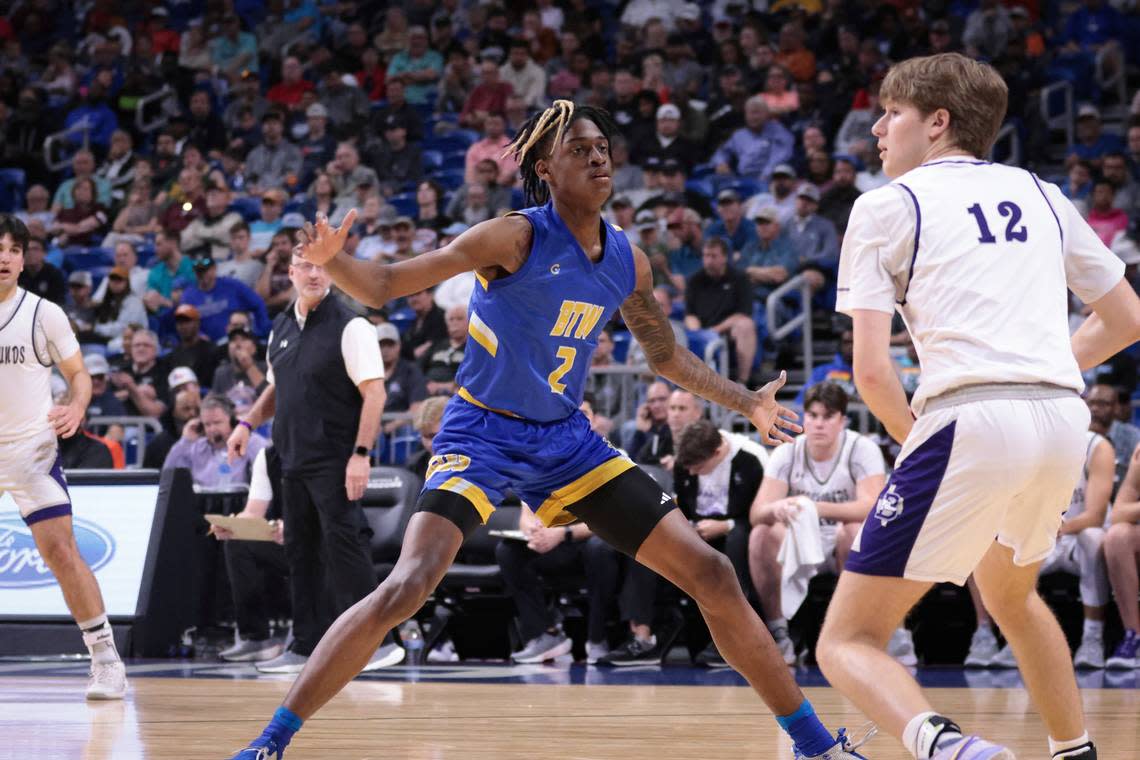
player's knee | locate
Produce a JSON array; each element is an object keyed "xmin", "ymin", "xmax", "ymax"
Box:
[
  {"xmin": 36, "ymin": 533, "xmax": 78, "ymax": 572},
  {"xmin": 1103, "ymin": 523, "xmax": 1134, "ymax": 559},
  {"xmin": 376, "ymin": 568, "xmax": 435, "ymax": 619},
  {"xmin": 689, "ymin": 550, "xmax": 739, "ymax": 606}
]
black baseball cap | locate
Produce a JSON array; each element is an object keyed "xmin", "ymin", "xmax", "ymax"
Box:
[{"xmin": 192, "ymin": 256, "xmax": 217, "ymax": 271}]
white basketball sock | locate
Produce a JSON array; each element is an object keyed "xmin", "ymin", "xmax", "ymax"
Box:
[
  {"xmin": 767, "ymin": 617, "xmax": 789, "ymax": 636},
  {"xmin": 903, "ymin": 713, "xmax": 962, "ymax": 759},
  {"xmin": 79, "ymin": 614, "xmax": 120, "ymax": 665},
  {"xmin": 1049, "ymin": 732, "xmax": 1091, "ymax": 757},
  {"xmin": 1082, "ymin": 619, "xmax": 1104, "ymax": 640}
]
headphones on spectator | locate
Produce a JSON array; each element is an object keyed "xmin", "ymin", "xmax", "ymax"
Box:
[{"xmin": 202, "ymin": 394, "xmax": 239, "ymax": 429}]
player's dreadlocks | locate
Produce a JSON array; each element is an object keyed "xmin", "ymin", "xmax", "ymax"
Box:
[{"xmin": 503, "ymin": 100, "xmax": 620, "ymax": 206}]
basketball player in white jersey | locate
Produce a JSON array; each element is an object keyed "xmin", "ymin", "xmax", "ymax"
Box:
[
  {"xmin": 0, "ymin": 215, "xmax": 127, "ymax": 699},
  {"xmin": 748, "ymin": 381, "xmax": 887, "ymax": 665},
  {"xmin": 815, "ymin": 53, "xmax": 1140, "ymax": 760},
  {"xmin": 986, "ymin": 428, "xmax": 1114, "ymax": 670}
]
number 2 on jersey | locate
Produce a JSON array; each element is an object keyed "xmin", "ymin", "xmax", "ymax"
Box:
[
  {"xmin": 548, "ymin": 346, "xmax": 577, "ymax": 394},
  {"xmin": 967, "ymin": 202, "xmax": 1028, "ymax": 244}
]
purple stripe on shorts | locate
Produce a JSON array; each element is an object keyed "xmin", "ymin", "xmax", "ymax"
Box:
[
  {"xmin": 24, "ymin": 503, "xmax": 73, "ymax": 526},
  {"xmin": 846, "ymin": 420, "xmax": 956, "ymax": 578},
  {"xmin": 49, "ymin": 450, "xmax": 70, "ymax": 495}
]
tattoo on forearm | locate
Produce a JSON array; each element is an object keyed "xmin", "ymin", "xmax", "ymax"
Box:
[{"xmin": 621, "ymin": 288, "xmax": 757, "ymax": 416}]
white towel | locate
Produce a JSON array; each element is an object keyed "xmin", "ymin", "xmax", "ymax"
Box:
[{"xmin": 777, "ymin": 497, "xmax": 825, "ymax": 620}]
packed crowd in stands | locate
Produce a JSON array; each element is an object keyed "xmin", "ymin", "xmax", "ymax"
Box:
[{"xmin": 4, "ymin": 0, "xmax": 1140, "ymax": 667}]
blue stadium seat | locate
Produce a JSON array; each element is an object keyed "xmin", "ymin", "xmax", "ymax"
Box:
[
  {"xmin": 0, "ymin": 169, "xmax": 26, "ymax": 213},
  {"xmin": 441, "ymin": 150, "xmax": 468, "ymax": 170},
  {"xmin": 685, "ymin": 178, "xmax": 714, "ymax": 199},
  {"xmin": 691, "ymin": 162, "xmax": 715, "ymax": 179},
  {"xmin": 388, "ymin": 307, "xmax": 416, "ymax": 335},
  {"xmin": 229, "ymin": 197, "xmax": 261, "ymax": 222},
  {"xmin": 422, "ymin": 149, "xmax": 444, "ymax": 173},
  {"xmin": 388, "ymin": 193, "xmax": 418, "ymax": 218},
  {"xmin": 431, "ymin": 169, "xmax": 466, "ymax": 191},
  {"xmin": 135, "ymin": 244, "xmax": 156, "ymax": 268},
  {"xmin": 611, "ymin": 330, "xmax": 631, "ymax": 363},
  {"xmin": 63, "ymin": 247, "xmax": 113, "ymax": 273},
  {"xmin": 728, "ymin": 178, "xmax": 765, "ymax": 198},
  {"xmin": 425, "ymin": 131, "xmax": 478, "ymax": 154}
]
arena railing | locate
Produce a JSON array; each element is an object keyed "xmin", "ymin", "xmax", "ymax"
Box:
[
  {"xmin": 1039, "ymin": 80, "xmax": 1074, "ymax": 158},
  {"xmin": 988, "ymin": 123, "xmax": 1022, "ymax": 167},
  {"xmin": 135, "ymin": 86, "xmax": 177, "ymax": 135},
  {"xmin": 43, "ymin": 121, "xmax": 95, "ymax": 172},
  {"xmin": 766, "ymin": 273, "xmax": 815, "ymax": 374},
  {"xmin": 89, "ymin": 415, "xmax": 164, "ymax": 468}
]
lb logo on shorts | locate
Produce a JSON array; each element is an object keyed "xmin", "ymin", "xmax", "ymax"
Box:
[{"xmin": 874, "ymin": 484, "xmax": 904, "ymax": 527}]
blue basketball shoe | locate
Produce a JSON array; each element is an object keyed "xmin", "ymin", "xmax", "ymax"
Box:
[
  {"xmin": 794, "ymin": 726, "xmax": 877, "ymax": 759},
  {"xmin": 228, "ymin": 740, "xmax": 284, "ymax": 759},
  {"xmin": 931, "ymin": 736, "xmax": 1015, "ymax": 759}
]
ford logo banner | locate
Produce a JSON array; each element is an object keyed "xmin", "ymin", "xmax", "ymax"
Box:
[{"xmin": 0, "ymin": 515, "xmax": 115, "ymax": 588}]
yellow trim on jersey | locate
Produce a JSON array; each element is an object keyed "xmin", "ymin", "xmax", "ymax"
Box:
[
  {"xmin": 612, "ymin": 224, "xmax": 623, "ymax": 232},
  {"xmin": 535, "ymin": 456, "xmax": 636, "ymax": 527},
  {"xmin": 457, "ymin": 386, "xmax": 522, "ymax": 418},
  {"xmin": 467, "ymin": 311, "xmax": 499, "ymax": 357},
  {"xmin": 438, "ymin": 477, "xmax": 495, "ymax": 523},
  {"xmin": 475, "ymin": 271, "xmax": 489, "ymax": 290}
]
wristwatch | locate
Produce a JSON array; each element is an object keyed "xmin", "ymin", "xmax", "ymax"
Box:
[
  {"xmin": 354, "ymin": 445, "xmax": 370, "ymax": 458},
  {"xmin": 564, "ymin": 526, "xmax": 574, "ymax": 543}
]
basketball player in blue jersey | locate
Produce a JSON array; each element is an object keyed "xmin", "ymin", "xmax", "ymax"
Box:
[{"xmin": 227, "ymin": 102, "xmax": 873, "ymax": 760}]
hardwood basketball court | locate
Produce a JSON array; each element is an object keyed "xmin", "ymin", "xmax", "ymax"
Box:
[{"xmin": 3, "ymin": 662, "xmax": 1137, "ymax": 759}]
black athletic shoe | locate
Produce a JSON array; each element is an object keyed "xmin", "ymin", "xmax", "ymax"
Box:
[
  {"xmin": 595, "ymin": 637, "xmax": 662, "ymax": 666},
  {"xmin": 694, "ymin": 642, "xmax": 729, "ymax": 668},
  {"xmin": 1054, "ymin": 742, "xmax": 1097, "ymax": 759}
]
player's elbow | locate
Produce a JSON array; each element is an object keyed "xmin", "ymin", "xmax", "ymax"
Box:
[{"xmin": 853, "ymin": 362, "xmax": 894, "ymax": 395}]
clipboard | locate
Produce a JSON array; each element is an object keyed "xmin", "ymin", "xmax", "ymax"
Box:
[{"xmin": 204, "ymin": 514, "xmax": 278, "ymax": 542}]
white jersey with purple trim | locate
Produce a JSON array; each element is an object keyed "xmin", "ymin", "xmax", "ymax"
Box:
[
  {"xmin": 0, "ymin": 288, "xmax": 79, "ymax": 444},
  {"xmin": 836, "ymin": 159, "xmax": 1124, "ymax": 413},
  {"xmin": 1064, "ymin": 430, "xmax": 1109, "ymax": 522}
]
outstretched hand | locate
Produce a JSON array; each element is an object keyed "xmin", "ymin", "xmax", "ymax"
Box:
[
  {"xmin": 748, "ymin": 370, "xmax": 802, "ymax": 446},
  {"xmin": 295, "ymin": 209, "xmax": 358, "ymax": 267}
]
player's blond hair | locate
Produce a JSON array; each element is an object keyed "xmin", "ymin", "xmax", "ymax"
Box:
[{"xmin": 879, "ymin": 53, "xmax": 1008, "ymax": 159}]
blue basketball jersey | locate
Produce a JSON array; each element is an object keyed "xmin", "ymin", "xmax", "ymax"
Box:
[{"xmin": 455, "ymin": 202, "xmax": 637, "ymax": 422}]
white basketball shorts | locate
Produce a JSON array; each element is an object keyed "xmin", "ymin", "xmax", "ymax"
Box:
[
  {"xmin": 1, "ymin": 428, "xmax": 72, "ymax": 525},
  {"xmin": 847, "ymin": 385, "xmax": 1089, "ymax": 585}
]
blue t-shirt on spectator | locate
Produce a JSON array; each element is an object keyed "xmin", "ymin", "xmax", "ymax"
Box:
[
  {"xmin": 180, "ymin": 276, "xmax": 271, "ymax": 341},
  {"xmin": 1064, "ymin": 5, "xmax": 1122, "ymax": 48},
  {"xmin": 705, "ymin": 218, "xmax": 759, "ymax": 256},
  {"xmin": 1068, "ymin": 134, "xmax": 1126, "ymax": 163}
]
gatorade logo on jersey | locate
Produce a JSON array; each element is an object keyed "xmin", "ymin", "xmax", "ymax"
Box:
[{"xmin": 875, "ymin": 484, "xmax": 904, "ymax": 526}]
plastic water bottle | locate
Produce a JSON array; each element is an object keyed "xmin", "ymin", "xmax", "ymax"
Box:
[{"xmin": 399, "ymin": 620, "xmax": 424, "ymax": 665}]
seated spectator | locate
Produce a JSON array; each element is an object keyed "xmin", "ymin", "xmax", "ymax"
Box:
[
  {"xmin": 266, "ymin": 56, "xmax": 314, "ymax": 110},
  {"xmin": 84, "ymin": 353, "xmax": 127, "ymax": 421},
  {"xmin": 635, "ymin": 103, "xmax": 702, "ymax": 171},
  {"xmin": 142, "ymin": 387, "xmax": 200, "ymax": 468},
  {"xmin": 460, "ymin": 58, "xmax": 514, "ymax": 130},
  {"xmin": 50, "ymin": 179, "xmax": 109, "ymax": 247},
  {"xmin": 92, "ymin": 267, "xmax": 147, "ymax": 353},
  {"xmin": 103, "ymin": 183, "xmax": 161, "ymax": 248},
  {"xmin": 181, "ymin": 256, "xmax": 270, "ymax": 343},
  {"xmin": 159, "ymin": 167, "xmax": 205, "ymax": 236},
  {"xmin": 167, "ymin": 304, "xmax": 220, "ymax": 387},
  {"xmin": 742, "ymin": 206, "xmax": 798, "ymax": 309},
  {"xmin": 211, "ymin": 444, "xmax": 290, "ymax": 663},
  {"xmin": 1086, "ymin": 384, "xmax": 1140, "ymax": 496},
  {"xmin": 672, "ymin": 418, "xmax": 764, "ymax": 665},
  {"xmin": 65, "ymin": 271, "xmax": 98, "ymax": 343},
  {"xmin": 1086, "ymin": 178, "xmax": 1129, "ymax": 247},
  {"xmin": 1105, "ymin": 446, "xmax": 1140, "ymax": 667},
  {"xmin": 712, "ymin": 96, "xmax": 794, "ymax": 182},
  {"xmin": 684, "ymin": 237, "xmax": 756, "ymax": 384},
  {"xmin": 213, "ymin": 325, "xmax": 269, "ymax": 399},
  {"xmin": 186, "ymin": 89, "xmax": 228, "ymax": 158},
  {"xmin": 447, "ymin": 159, "xmax": 514, "ymax": 221},
  {"xmin": 835, "ymin": 81, "xmax": 881, "ymax": 156},
  {"xmin": 609, "ymin": 136, "xmax": 644, "ymax": 195},
  {"xmin": 16, "ymin": 185, "xmax": 55, "ymax": 231},
  {"xmin": 818, "ymin": 155, "xmax": 862, "ymax": 236},
  {"xmin": 256, "ymin": 229, "xmax": 299, "ymax": 316},
  {"xmin": 370, "ymin": 114, "xmax": 422, "ymax": 197},
  {"xmin": 356, "ymin": 46, "xmax": 387, "ymax": 102},
  {"xmin": 786, "ymin": 184, "xmax": 839, "ymax": 292},
  {"xmin": 110, "ymin": 327, "xmax": 168, "ymax": 417},
  {"xmin": 144, "ymin": 230, "xmax": 195, "ymax": 315},
  {"xmin": 299, "ymin": 172, "xmax": 340, "ymax": 224},
  {"xmin": 748, "ymin": 382, "xmax": 888, "ymax": 665},
  {"xmin": 632, "ymin": 212, "xmax": 672, "ymax": 286},
  {"xmin": 452, "ymin": 182, "xmax": 494, "ymax": 227},
  {"xmin": 219, "ymin": 222, "xmax": 265, "ymax": 289},
  {"xmin": 250, "ymin": 188, "xmax": 287, "ymax": 255},
  {"xmin": 245, "ymin": 111, "xmax": 303, "ymax": 194},
  {"xmin": 316, "ymin": 64, "xmax": 370, "ymax": 135},
  {"xmin": 211, "ymin": 14, "xmax": 259, "ymax": 82},
  {"xmin": 298, "ymin": 103, "xmax": 337, "ymax": 186},
  {"xmin": 386, "ymin": 26, "xmax": 443, "ymax": 107},
  {"xmin": 18, "ymin": 236, "xmax": 65, "ymax": 306},
  {"xmin": 164, "ymin": 394, "xmax": 267, "ymax": 488},
  {"xmin": 369, "ymin": 79, "xmax": 424, "ymax": 143},
  {"xmin": 415, "ymin": 180, "xmax": 452, "ymax": 233},
  {"xmin": 648, "ymin": 158, "xmax": 714, "ymax": 218},
  {"xmin": 405, "ymin": 396, "xmax": 444, "ymax": 478},
  {"xmin": 795, "ymin": 323, "xmax": 857, "ymax": 408},
  {"xmin": 500, "ymin": 40, "xmax": 546, "ymax": 109},
  {"xmin": 1062, "ymin": 159, "xmax": 1094, "ymax": 216},
  {"xmin": 1067, "ymin": 105, "xmax": 1124, "ymax": 170},
  {"xmin": 378, "ymin": 216, "xmax": 417, "ymax": 262},
  {"xmin": 625, "ymin": 381, "xmax": 672, "ymax": 465},
  {"xmin": 377, "ymin": 322, "xmax": 427, "ymax": 421},
  {"xmin": 497, "ymin": 493, "xmax": 619, "ymax": 664},
  {"xmin": 97, "ymin": 129, "xmax": 138, "ymax": 204},
  {"xmin": 423, "ymin": 305, "xmax": 467, "ymax": 395},
  {"xmin": 464, "ymin": 114, "xmax": 518, "ymax": 186},
  {"xmin": 1102, "ymin": 152, "xmax": 1139, "ymax": 216},
  {"xmin": 758, "ymin": 65, "xmax": 799, "ymax": 117},
  {"xmin": 181, "ymin": 180, "xmax": 244, "ymax": 260},
  {"xmin": 804, "ymin": 150, "xmax": 834, "ymax": 192},
  {"xmin": 327, "ymin": 141, "xmax": 380, "ymax": 208},
  {"xmin": 665, "ymin": 207, "xmax": 705, "ymax": 284},
  {"xmin": 705, "ymin": 189, "xmax": 758, "ymax": 259},
  {"xmin": 51, "ymin": 149, "xmax": 112, "ymax": 212},
  {"xmin": 53, "ymin": 384, "xmax": 116, "ymax": 470}
]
